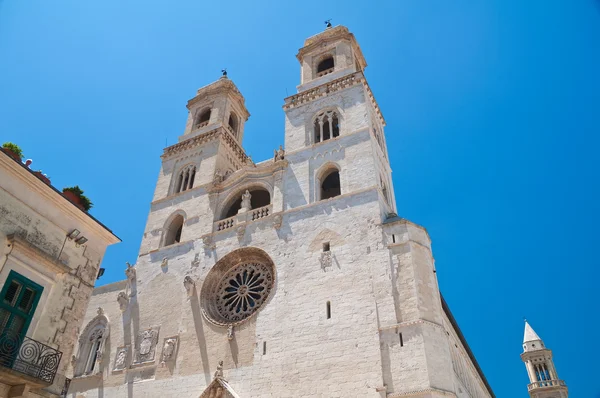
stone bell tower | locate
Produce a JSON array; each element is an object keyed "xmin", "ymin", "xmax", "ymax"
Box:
[
  {"xmin": 139, "ymin": 73, "xmax": 252, "ymax": 253},
  {"xmin": 521, "ymin": 321, "xmax": 568, "ymax": 398}
]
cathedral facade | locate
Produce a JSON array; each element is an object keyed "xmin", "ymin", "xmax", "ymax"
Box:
[{"xmin": 69, "ymin": 26, "xmax": 496, "ymax": 398}]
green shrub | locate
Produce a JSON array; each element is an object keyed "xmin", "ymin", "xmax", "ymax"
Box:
[
  {"xmin": 63, "ymin": 186, "xmax": 93, "ymax": 211},
  {"xmin": 2, "ymin": 142, "xmax": 23, "ymax": 158}
]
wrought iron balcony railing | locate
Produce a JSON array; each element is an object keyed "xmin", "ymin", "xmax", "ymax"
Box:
[{"xmin": 0, "ymin": 328, "xmax": 62, "ymax": 384}]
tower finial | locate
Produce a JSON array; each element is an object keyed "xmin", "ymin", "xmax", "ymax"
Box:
[
  {"xmin": 324, "ymin": 19, "xmax": 332, "ymax": 29},
  {"xmin": 221, "ymin": 68, "xmax": 227, "ymax": 77}
]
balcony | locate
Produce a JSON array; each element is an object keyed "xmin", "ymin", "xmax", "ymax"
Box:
[
  {"xmin": 528, "ymin": 379, "xmax": 566, "ymax": 390},
  {"xmin": 0, "ymin": 328, "xmax": 63, "ymax": 386},
  {"xmin": 213, "ymin": 204, "xmax": 273, "ymax": 233}
]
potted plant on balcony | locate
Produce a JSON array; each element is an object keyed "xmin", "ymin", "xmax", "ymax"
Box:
[
  {"xmin": 62, "ymin": 186, "xmax": 93, "ymax": 211},
  {"xmin": 33, "ymin": 171, "xmax": 51, "ymax": 185},
  {"xmin": 1, "ymin": 142, "xmax": 23, "ymax": 162}
]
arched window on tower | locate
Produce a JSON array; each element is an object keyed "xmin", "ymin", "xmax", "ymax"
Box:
[
  {"xmin": 317, "ymin": 56, "xmax": 335, "ymax": 77},
  {"xmin": 313, "ymin": 111, "xmax": 340, "ymax": 144},
  {"xmin": 195, "ymin": 108, "xmax": 211, "ymax": 129},
  {"xmin": 228, "ymin": 112, "xmax": 239, "ymax": 136},
  {"xmin": 73, "ymin": 309, "xmax": 109, "ymax": 377},
  {"xmin": 320, "ymin": 167, "xmax": 341, "ymax": 200},
  {"xmin": 174, "ymin": 165, "xmax": 196, "ymax": 194},
  {"xmin": 164, "ymin": 214, "xmax": 184, "ymax": 246}
]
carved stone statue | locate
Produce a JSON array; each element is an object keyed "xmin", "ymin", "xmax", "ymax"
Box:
[
  {"xmin": 96, "ymin": 307, "xmax": 104, "ymax": 316},
  {"xmin": 117, "ymin": 292, "xmax": 129, "ymax": 312},
  {"xmin": 183, "ymin": 276, "xmax": 195, "ymax": 297},
  {"xmin": 214, "ymin": 360, "xmax": 224, "ymax": 379},
  {"xmin": 274, "ymin": 145, "xmax": 285, "ymax": 161},
  {"xmin": 125, "ymin": 262, "xmax": 136, "ymax": 281},
  {"xmin": 239, "ymin": 190, "xmax": 251, "ymax": 213},
  {"xmin": 161, "ymin": 338, "xmax": 177, "ymax": 364},
  {"xmin": 227, "ymin": 325, "xmax": 234, "ymax": 341},
  {"xmin": 71, "ymin": 355, "xmax": 77, "ymax": 369},
  {"xmin": 161, "ymin": 257, "xmax": 168, "ymax": 268}
]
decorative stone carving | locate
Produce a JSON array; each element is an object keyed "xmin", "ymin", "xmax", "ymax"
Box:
[
  {"xmin": 239, "ymin": 189, "xmax": 251, "ymax": 213},
  {"xmin": 227, "ymin": 325, "xmax": 234, "ymax": 341},
  {"xmin": 117, "ymin": 292, "xmax": 129, "ymax": 312},
  {"xmin": 96, "ymin": 307, "xmax": 104, "ymax": 316},
  {"xmin": 161, "ymin": 257, "xmax": 168, "ymax": 268},
  {"xmin": 125, "ymin": 262, "xmax": 137, "ymax": 297},
  {"xmin": 191, "ymin": 252, "xmax": 201, "ymax": 267},
  {"xmin": 273, "ymin": 145, "xmax": 285, "ymax": 161},
  {"xmin": 273, "ymin": 214, "xmax": 283, "ymax": 230},
  {"xmin": 125, "ymin": 262, "xmax": 136, "ymax": 281},
  {"xmin": 236, "ymin": 224, "xmax": 246, "ymax": 240},
  {"xmin": 183, "ymin": 276, "xmax": 195, "ymax": 297},
  {"xmin": 113, "ymin": 346, "xmax": 128, "ymax": 372},
  {"xmin": 320, "ymin": 251, "xmax": 332, "ymax": 270},
  {"xmin": 160, "ymin": 336, "xmax": 178, "ymax": 365},
  {"xmin": 202, "ymin": 235, "xmax": 215, "ymax": 250},
  {"xmin": 213, "ymin": 169, "xmax": 225, "ymax": 185},
  {"xmin": 134, "ymin": 326, "xmax": 160, "ymax": 365},
  {"xmin": 213, "ymin": 360, "xmax": 223, "ymax": 379}
]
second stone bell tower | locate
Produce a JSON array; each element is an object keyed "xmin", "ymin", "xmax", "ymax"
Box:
[{"xmin": 521, "ymin": 321, "xmax": 569, "ymax": 397}]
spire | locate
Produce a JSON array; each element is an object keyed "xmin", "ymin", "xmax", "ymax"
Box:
[{"xmin": 523, "ymin": 320, "xmax": 542, "ymax": 343}]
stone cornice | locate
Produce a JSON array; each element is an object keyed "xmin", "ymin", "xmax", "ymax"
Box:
[
  {"xmin": 0, "ymin": 152, "xmax": 120, "ymax": 245},
  {"xmin": 283, "ymin": 71, "xmax": 385, "ymax": 125},
  {"xmin": 208, "ymin": 159, "xmax": 288, "ymax": 193},
  {"xmin": 6, "ymin": 234, "xmax": 71, "ymax": 275},
  {"xmin": 386, "ymin": 387, "xmax": 457, "ymax": 397},
  {"xmin": 297, "ymin": 25, "xmax": 367, "ymax": 71},
  {"xmin": 162, "ymin": 127, "xmax": 252, "ymax": 166}
]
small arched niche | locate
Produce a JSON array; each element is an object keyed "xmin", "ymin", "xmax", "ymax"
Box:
[
  {"xmin": 164, "ymin": 214, "xmax": 184, "ymax": 246},
  {"xmin": 319, "ymin": 167, "xmax": 341, "ymax": 200},
  {"xmin": 221, "ymin": 188, "xmax": 271, "ymax": 220}
]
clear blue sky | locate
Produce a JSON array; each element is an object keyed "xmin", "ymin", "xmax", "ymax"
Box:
[{"xmin": 1, "ymin": 0, "xmax": 598, "ymax": 396}]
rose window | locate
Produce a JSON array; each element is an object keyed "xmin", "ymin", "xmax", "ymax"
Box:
[
  {"xmin": 215, "ymin": 262, "xmax": 273, "ymax": 322},
  {"xmin": 201, "ymin": 248, "xmax": 275, "ymax": 326}
]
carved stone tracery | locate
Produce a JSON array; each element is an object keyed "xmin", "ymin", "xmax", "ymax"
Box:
[{"xmin": 201, "ymin": 248, "xmax": 276, "ymax": 327}]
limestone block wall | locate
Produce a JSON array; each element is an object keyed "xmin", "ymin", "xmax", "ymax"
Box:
[
  {"xmin": 72, "ymin": 190, "xmax": 397, "ymax": 397},
  {"xmin": 444, "ymin": 313, "xmax": 491, "ymax": 398}
]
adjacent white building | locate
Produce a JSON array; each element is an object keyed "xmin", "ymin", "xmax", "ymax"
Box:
[
  {"xmin": 0, "ymin": 149, "xmax": 120, "ymax": 397},
  {"xmin": 70, "ymin": 25, "xmax": 500, "ymax": 398}
]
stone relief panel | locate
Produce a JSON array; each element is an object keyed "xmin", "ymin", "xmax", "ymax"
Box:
[
  {"xmin": 160, "ymin": 335, "xmax": 179, "ymax": 365},
  {"xmin": 113, "ymin": 345, "xmax": 129, "ymax": 372},
  {"xmin": 133, "ymin": 326, "xmax": 160, "ymax": 366}
]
